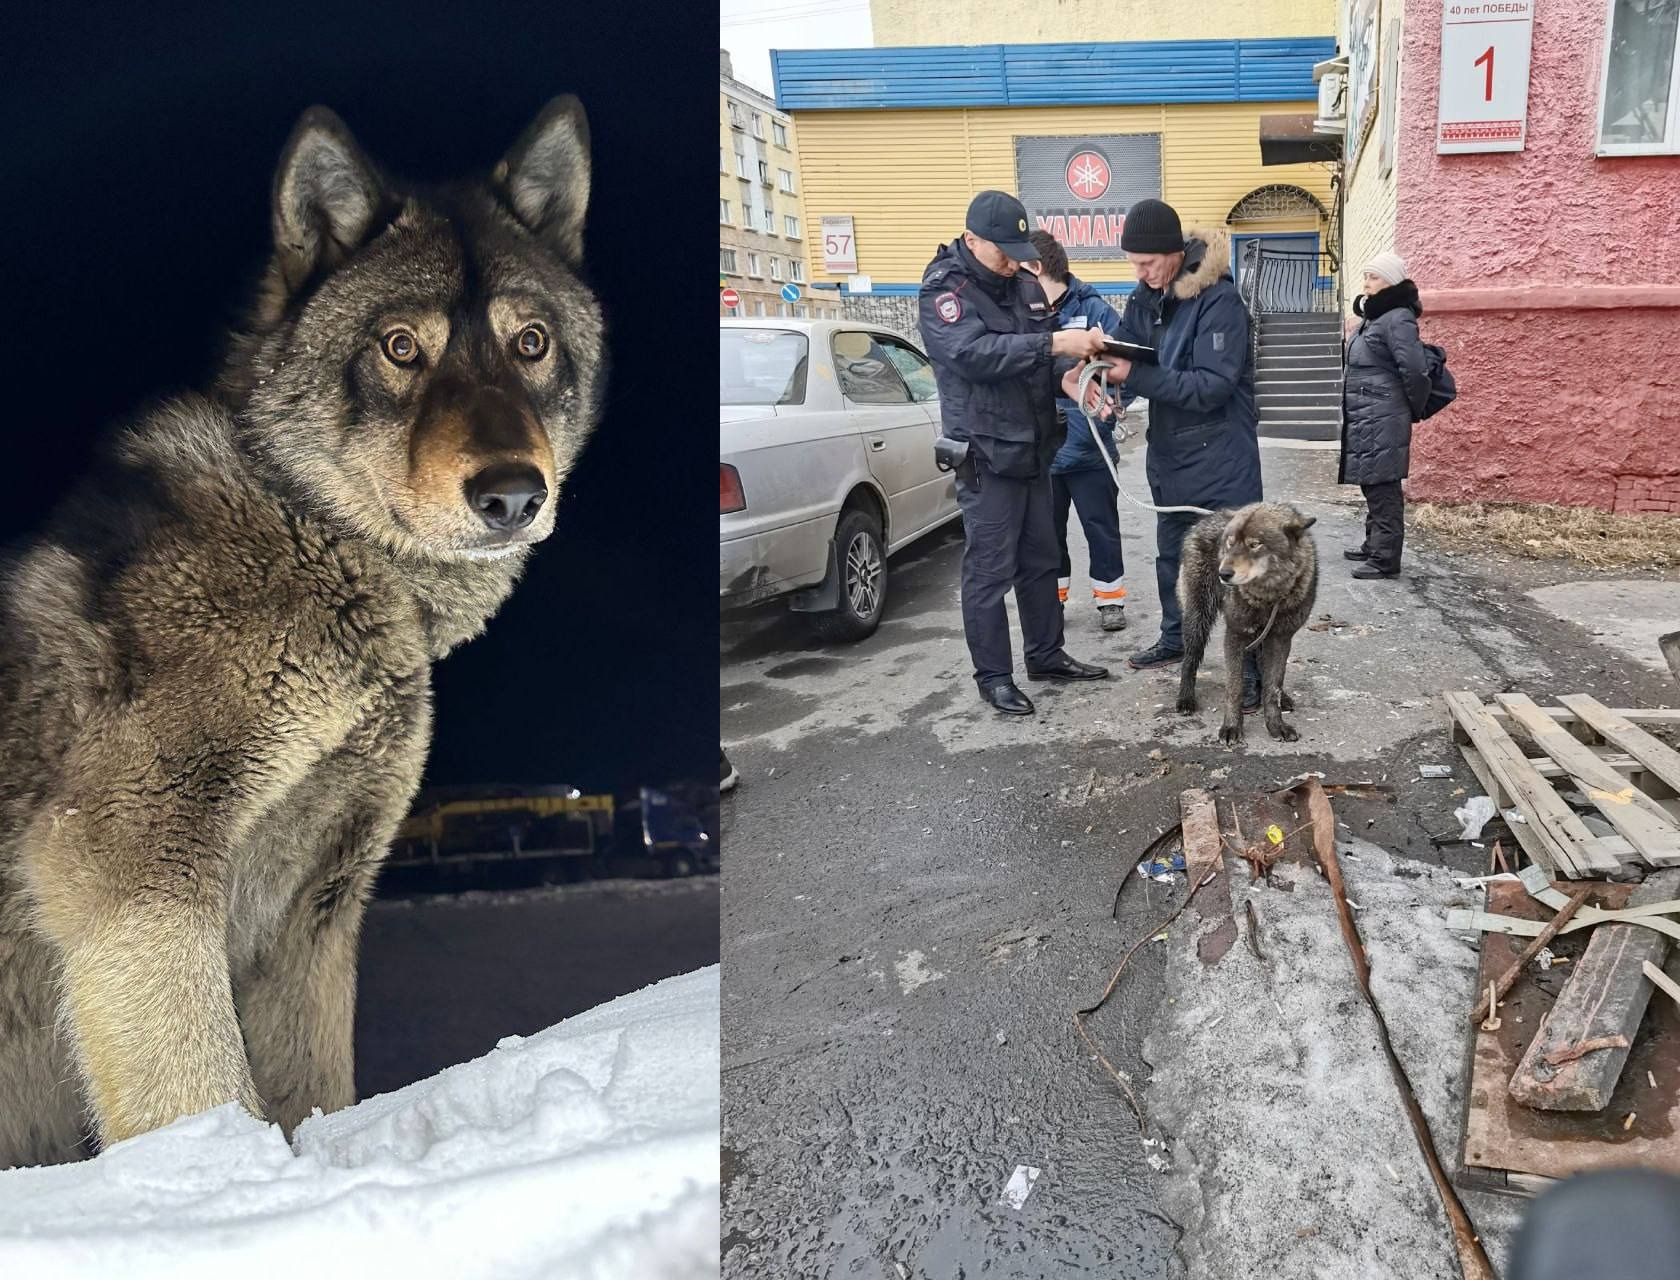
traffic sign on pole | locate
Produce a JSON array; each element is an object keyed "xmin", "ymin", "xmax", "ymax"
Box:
[
  {"xmin": 780, "ymin": 283, "xmax": 800, "ymax": 303},
  {"xmin": 721, "ymin": 287, "xmax": 741, "ymax": 309}
]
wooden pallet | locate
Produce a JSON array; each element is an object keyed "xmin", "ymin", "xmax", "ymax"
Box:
[{"xmin": 1444, "ymin": 693, "xmax": 1680, "ymax": 879}]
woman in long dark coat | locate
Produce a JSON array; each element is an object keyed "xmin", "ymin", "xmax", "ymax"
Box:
[{"xmin": 1339, "ymin": 252, "xmax": 1430, "ymax": 579}]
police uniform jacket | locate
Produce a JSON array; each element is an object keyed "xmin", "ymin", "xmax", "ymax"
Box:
[{"xmin": 917, "ymin": 238, "xmax": 1061, "ymax": 480}]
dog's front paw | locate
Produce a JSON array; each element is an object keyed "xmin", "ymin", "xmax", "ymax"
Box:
[
  {"xmin": 1219, "ymin": 720, "xmax": 1244, "ymax": 745},
  {"xmin": 1270, "ymin": 721, "xmax": 1300, "ymax": 742},
  {"xmin": 1176, "ymin": 693, "xmax": 1199, "ymax": 714}
]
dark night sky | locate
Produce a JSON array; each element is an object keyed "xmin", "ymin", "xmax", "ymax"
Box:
[{"xmin": 0, "ymin": 3, "xmax": 715, "ymax": 793}]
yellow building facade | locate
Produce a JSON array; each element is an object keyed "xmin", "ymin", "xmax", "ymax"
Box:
[
  {"xmin": 871, "ymin": 0, "xmax": 1335, "ymax": 46},
  {"xmin": 771, "ymin": 32, "xmax": 1340, "ymax": 307},
  {"xmin": 793, "ymin": 101, "xmax": 1337, "ymax": 292}
]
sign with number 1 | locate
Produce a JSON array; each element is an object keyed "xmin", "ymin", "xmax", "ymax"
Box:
[{"xmin": 1436, "ymin": 0, "xmax": 1535, "ymax": 153}]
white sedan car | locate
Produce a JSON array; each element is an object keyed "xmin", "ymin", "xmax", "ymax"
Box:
[{"xmin": 720, "ymin": 318, "xmax": 960, "ymax": 641}]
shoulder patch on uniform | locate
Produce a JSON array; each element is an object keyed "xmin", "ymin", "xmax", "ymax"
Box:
[
  {"xmin": 1212, "ymin": 331, "xmax": 1226, "ymax": 351},
  {"xmin": 935, "ymin": 292, "xmax": 963, "ymax": 324}
]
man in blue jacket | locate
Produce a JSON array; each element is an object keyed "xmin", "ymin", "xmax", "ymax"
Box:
[
  {"xmin": 1026, "ymin": 229, "xmax": 1128, "ymax": 632},
  {"xmin": 1066, "ymin": 199, "xmax": 1265, "ymax": 708},
  {"xmin": 918, "ymin": 190, "xmax": 1111, "ymax": 717}
]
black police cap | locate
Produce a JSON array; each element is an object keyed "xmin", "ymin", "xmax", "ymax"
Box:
[{"xmin": 964, "ymin": 190, "xmax": 1040, "ymax": 264}]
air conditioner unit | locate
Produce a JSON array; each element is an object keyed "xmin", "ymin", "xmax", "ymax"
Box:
[{"xmin": 1314, "ymin": 72, "xmax": 1347, "ymax": 134}]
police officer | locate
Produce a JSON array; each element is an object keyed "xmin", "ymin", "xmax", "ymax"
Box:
[{"xmin": 919, "ymin": 190, "xmax": 1112, "ymax": 717}]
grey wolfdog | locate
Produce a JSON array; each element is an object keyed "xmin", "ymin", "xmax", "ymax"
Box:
[
  {"xmin": 0, "ymin": 98, "xmax": 603, "ymax": 1166},
  {"xmin": 1175, "ymin": 503, "xmax": 1319, "ymax": 745}
]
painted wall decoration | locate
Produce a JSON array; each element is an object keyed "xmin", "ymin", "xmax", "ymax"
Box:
[
  {"xmin": 1378, "ymin": 15, "xmax": 1402, "ymax": 178},
  {"xmin": 1347, "ymin": 0, "xmax": 1382, "ymax": 171}
]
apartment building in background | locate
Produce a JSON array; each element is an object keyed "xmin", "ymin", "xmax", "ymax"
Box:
[{"xmin": 719, "ymin": 50, "xmax": 833, "ymax": 319}]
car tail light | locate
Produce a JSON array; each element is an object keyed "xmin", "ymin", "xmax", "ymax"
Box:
[{"xmin": 720, "ymin": 464, "xmax": 746, "ymax": 514}]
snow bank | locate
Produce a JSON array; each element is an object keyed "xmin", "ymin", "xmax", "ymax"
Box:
[{"xmin": 0, "ymin": 967, "xmax": 719, "ymax": 1280}]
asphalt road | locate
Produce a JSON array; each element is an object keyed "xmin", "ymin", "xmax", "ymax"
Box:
[
  {"xmin": 720, "ymin": 438, "xmax": 1680, "ymax": 1278},
  {"xmin": 355, "ymin": 876, "xmax": 719, "ymax": 1098}
]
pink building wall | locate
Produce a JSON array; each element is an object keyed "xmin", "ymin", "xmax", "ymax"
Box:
[{"xmin": 1394, "ymin": 0, "xmax": 1680, "ymax": 511}]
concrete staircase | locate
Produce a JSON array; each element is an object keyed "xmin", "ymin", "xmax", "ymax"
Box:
[{"xmin": 1255, "ymin": 312, "xmax": 1343, "ymax": 442}]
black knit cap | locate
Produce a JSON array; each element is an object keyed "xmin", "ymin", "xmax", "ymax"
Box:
[{"xmin": 1121, "ymin": 198, "xmax": 1184, "ymax": 254}]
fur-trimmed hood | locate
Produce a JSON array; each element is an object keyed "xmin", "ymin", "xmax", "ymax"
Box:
[
  {"xmin": 1353, "ymin": 278, "xmax": 1422, "ymax": 322},
  {"xmin": 1169, "ymin": 227, "xmax": 1232, "ymax": 301}
]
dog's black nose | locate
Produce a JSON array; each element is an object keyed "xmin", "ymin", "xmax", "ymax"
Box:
[
  {"xmin": 465, "ymin": 463, "xmax": 548, "ymax": 531},
  {"xmin": 1218, "ymin": 568, "xmax": 1235, "ymax": 582}
]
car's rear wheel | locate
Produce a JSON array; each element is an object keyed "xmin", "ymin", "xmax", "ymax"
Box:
[{"xmin": 809, "ymin": 507, "xmax": 887, "ymax": 642}]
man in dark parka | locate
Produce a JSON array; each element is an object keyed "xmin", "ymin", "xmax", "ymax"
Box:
[{"xmin": 1066, "ymin": 199, "xmax": 1264, "ymax": 704}]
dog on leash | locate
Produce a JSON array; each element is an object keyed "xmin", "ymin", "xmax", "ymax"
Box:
[
  {"xmin": 1175, "ymin": 503, "xmax": 1318, "ymax": 744},
  {"xmin": 0, "ymin": 99, "xmax": 603, "ymax": 1166}
]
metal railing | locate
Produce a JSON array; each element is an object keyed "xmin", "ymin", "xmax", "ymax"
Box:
[
  {"xmin": 1238, "ymin": 246, "xmax": 1340, "ymax": 315},
  {"xmin": 1238, "ymin": 241, "xmax": 1344, "ymax": 369}
]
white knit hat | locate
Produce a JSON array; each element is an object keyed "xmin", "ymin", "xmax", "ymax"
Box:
[{"xmin": 1364, "ymin": 252, "xmax": 1407, "ymax": 287}]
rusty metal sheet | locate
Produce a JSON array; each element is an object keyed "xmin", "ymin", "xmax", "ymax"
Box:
[{"xmin": 1462, "ymin": 880, "xmax": 1680, "ymax": 1182}]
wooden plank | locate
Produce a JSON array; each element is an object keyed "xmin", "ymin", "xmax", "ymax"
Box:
[
  {"xmin": 1497, "ymin": 694, "xmax": 1680, "ymax": 866},
  {"xmin": 1446, "ymin": 694, "xmax": 1612, "ymax": 875},
  {"xmin": 1489, "ymin": 706, "xmax": 1680, "ymax": 728},
  {"xmin": 1179, "ymin": 788, "xmax": 1223, "ymax": 883},
  {"xmin": 1560, "ymin": 694, "xmax": 1680, "ymax": 797},
  {"xmin": 1459, "ymin": 744, "xmax": 1637, "ymax": 868},
  {"xmin": 1456, "ymin": 743, "xmax": 1568, "ymax": 876},
  {"xmin": 1529, "ymin": 750, "xmax": 1640, "ymax": 780},
  {"xmin": 1509, "ymin": 869, "xmax": 1680, "ymax": 1111}
]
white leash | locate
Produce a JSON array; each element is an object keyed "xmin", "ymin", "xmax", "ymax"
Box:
[{"xmin": 1075, "ymin": 360, "xmax": 1216, "ymax": 517}]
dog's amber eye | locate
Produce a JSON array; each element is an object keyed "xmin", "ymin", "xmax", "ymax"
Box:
[
  {"xmin": 516, "ymin": 325, "xmax": 548, "ymax": 360},
  {"xmin": 383, "ymin": 330, "xmax": 420, "ymax": 365},
  {"xmin": 1248, "ymin": 540, "xmax": 1262, "ymax": 551}
]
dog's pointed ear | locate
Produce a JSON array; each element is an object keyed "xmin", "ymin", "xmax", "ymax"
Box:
[
  {"xmin": 1287, "ymin": 508, "xmax": 1318, "ymax": 536},
  {"xmin": 492, "ymin": 95, "xmax": 591, "ymax": 267},
  {"xmin": 272, "ymin": 106, "xmax": 387, "ymax": 296}
]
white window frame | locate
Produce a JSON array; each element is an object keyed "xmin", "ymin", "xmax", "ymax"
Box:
[
  {"xmin": 791, "ymin": 260, "xmax": 806, "ymax": 283},
  {"xmin": 750, "ymin": 112, "xmax": 764, "ymax": 139},
  {"xmin": 1596, "ymin": 0, "xmax": 1680, "ymax": 155},
  {"xmin": 719, "ymin": 198, "xmax": 731, "ymax": 225},
  {"xmin": 747, "ymin": 252, "xmax": 762, "ymax": 278},
  {"xmin": 769, "ymin": 257, "xmax": 784, "ymax": 282},
  {"xmin": 761, "ymin": 207, "xmax": 775, "ymax": 233},
  {"xmin": 754, "ymin": 300, "xmax": 767, "ymax": 316},
  {"xmin": 726, "ymin": 100, "xmax": 744, "ymax": 129},
  {"xmin": 778, "ymin": 169, "xmax": 796, "ymax": 193},
  {"xmin": 785, "ymin": 215, "xmax": 801, "ymax": 239},
  {"xmin": 772, "ymin": 120, "xmax": 789, "ymax": 147},
  {"xmin": 735, "ymin": 150, "xmax": 750, "ymax": 179},
  {"xmin": 720, "ymin": 248, "xmax": 738, "ymax": 274}
]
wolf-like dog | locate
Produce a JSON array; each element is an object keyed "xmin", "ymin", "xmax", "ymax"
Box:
[
  {"xmin": 0, "ymin": 99, "xmax": 603, "ymax": 1166},
  {"xmin": 1175, "ymin": 503, "xmax": 1318, "ymax": 745}
]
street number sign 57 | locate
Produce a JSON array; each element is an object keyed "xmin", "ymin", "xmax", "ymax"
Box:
[
  {"xmin": 1436, "ymin": 0, "xmax": 1535, "ymax": 153},
  {"xmin": 821, "ymin": 214, "xmax": 858, "ymax": 274}
]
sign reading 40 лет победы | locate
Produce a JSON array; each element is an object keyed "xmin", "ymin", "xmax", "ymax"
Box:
[{"xmin": 1436, "ymin": 0, "xmax": 1534, "ymax": 153}]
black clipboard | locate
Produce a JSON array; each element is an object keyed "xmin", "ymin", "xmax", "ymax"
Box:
[{"xmin": 1100, "ymin": 337, "xmax": 1158, "ymax": 364}]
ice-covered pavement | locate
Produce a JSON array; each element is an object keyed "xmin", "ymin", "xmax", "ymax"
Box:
[{"xmin": 0, "ymin": 967, "xmax": 719, "ymax": 1280}]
